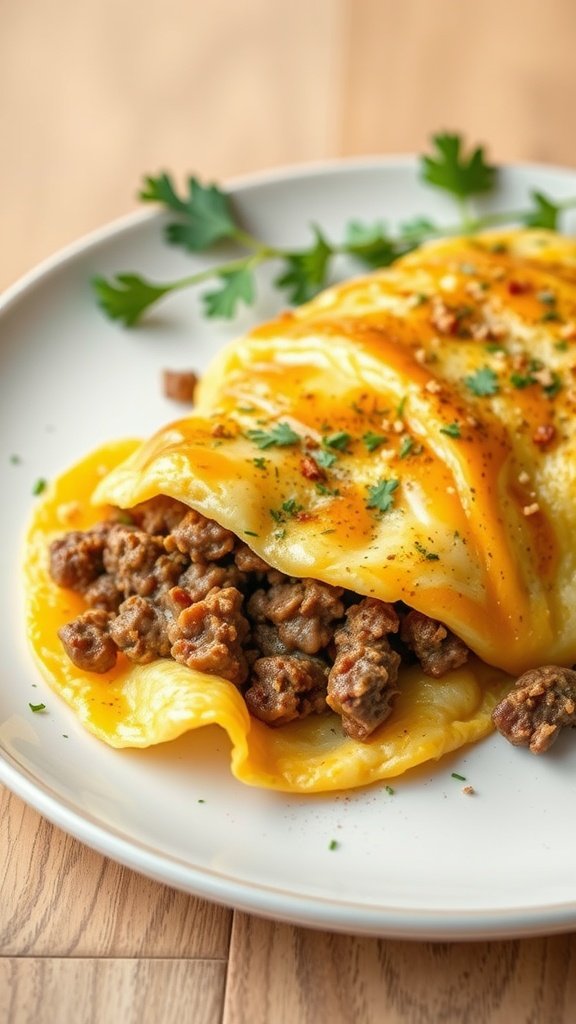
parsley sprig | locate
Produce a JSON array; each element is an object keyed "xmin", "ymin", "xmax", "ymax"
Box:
[{"xmin": 93, "ymin": 132, "xmax": 576, "ymax": 327}]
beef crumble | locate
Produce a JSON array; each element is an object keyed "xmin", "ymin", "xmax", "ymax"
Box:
[
  {"xmin": 492, "ymin": 665, "xmax": 576, "ymax": 753},
  {"xmin": 49, "ymin": 497, "xmax": 486, "ymax": 741}
]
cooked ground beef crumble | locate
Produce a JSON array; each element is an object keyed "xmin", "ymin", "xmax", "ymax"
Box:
[{"xmin": 49, "ymin": 496, "xmax": 477, "ymax": 741}]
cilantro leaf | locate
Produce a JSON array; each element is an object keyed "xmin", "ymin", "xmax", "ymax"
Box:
[
  {"xmin": 140, "ymin": 174, "xmax": 239, "ymax": 251},
  {"xmin": 464, "ymin": 366, "xmax": 500, "ymax": 397},
  {"xmin": 202, "ymin": 267, "xmax": 255, "ymax": 319},
  {"xmin": 421, "ymin": 132, "xmax": 496, "ymax": 200},
  {"xmin": 247, "ymin": 423, "xmax": 301, "ymax": 449},
  {"xmin": 92, "ymin": 274, "xmax": 172, "ymax": 327},
  {"xmin": 366, "ymin": 478, "xmax": 400, "ymax": 514},
  {"xmin": 275, "ymin": 227, "xmax": 333, "ymax": 304},
  {"xmin": 522, "ymin": 191, "xmax": 560, "ymax": 230}
]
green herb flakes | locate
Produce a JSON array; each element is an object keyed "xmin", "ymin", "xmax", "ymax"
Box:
[
  {"xmin": 247, "ymin": 423, "xmax": 301, "ymax": 449},
  {"xmin": 32, "ymin": 478, "xmax": 47, "ymax": 496},
  {"xmin": 29, "ymin": 702, "xmax": 46, "ymax": 713},
  {"xmin": 464, "ymin": 366, "xmax": 499, "ymax": 397},
  {"xmin": 440, "ymin": 422, "xmax": 461, "ymax": 438},
  {"xmin": 366, "ymin": 478, "xmax": 400, "ymax": 514}
]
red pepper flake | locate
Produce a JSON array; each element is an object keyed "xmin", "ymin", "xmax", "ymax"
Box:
[
  {"xmin": 532, "ymin": 423, "xmax": 556, "ymax": 447},
  {"xmin": 300, "ymin": 454, "xmax": 325, "ymax": 481},
  {"xmin": 507, "ymin": 280, "xmax": 530, "ymax": 296}
]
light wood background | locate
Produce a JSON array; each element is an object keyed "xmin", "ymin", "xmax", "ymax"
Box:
[{"xmin": 3, "ymin": 1, "xmax": 576, "ymax": 1020}]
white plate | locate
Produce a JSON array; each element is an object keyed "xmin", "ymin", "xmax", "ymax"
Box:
[{"xmin": 3, "ymin": 157, "xmax": 576, "ymax": 941}]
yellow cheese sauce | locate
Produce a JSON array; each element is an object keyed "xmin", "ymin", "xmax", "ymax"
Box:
[{"xmin": 24, "ymin": 229, "xmax": 576, "ymax": 791}]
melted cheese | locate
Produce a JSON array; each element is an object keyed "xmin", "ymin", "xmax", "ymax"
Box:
[{"xmin": 26, "ymin": 228, "xmax": 576, "ymax": 792}]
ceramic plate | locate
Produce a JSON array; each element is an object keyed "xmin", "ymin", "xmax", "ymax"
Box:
[{"xmin": 3, "ymin": 157, "xmax": 576, "ymax": 941}]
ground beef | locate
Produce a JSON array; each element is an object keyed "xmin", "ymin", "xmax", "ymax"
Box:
[
  {"xmin": 58, "ymin": 609, "xmax": 117, "ymax": 673},
  {"xmin": 177, "ymin": 560, "xmax": 245, "ymax": 603},
  {"xmin": 49, "ymin": 497, "xmax": 485, "ymax": 743},
  {"xmin": 247, "ymin": 578, "xmax": 344, "ymax": 655},
  {"xmin": 49, "ymin": 526, "xmax": 109, "ymax": 591},
  {"xmin": 327, "ymin": 598, "xmax": 401, "ymax": 741},
  {"xmin": 109, "ymin": 596, "xmax": 172, "ymax": 662},
  {"xmin": 165, "ymin": 509, "xmax": 236, "ymax": 562},
  {"xmin": 169, "ymin": 586, "xmax": 250, "ymax": 686},
  {"xmin": 400, "ymin": 610, "xmax": 469, "ymax": 677},
  {"xmin": 233, "ymin": 543, "xmax": 271, "ymax": 574},
  {"xmin": 245, "ymin": 655, "xmax": 328, "ymax": 725},
  {"xmin": 492, "ymin": 665, "xmax": 576, "ymax": 753},
  {"xmin": 250, "ymin": 623, "xmax": 292, "ymax": 657},
  {"xmin": 83, "ymin": 573, "xmax": 123, "ymax": 612},
  {"xmin": 129, "ymin": 496, "xmax": 188, "ymax": 535},
  {"xmin": 162, "ymin": 369, "xmax": 198, "ymax": 403},
  {"xmin": 103, "ymin": 525, "xmax": 168, "ymax": 597}
]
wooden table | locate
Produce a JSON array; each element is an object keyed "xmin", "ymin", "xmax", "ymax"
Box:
[{"xmin": 3, "ymin": 2, "xmax": 576, "ymax": 1020}]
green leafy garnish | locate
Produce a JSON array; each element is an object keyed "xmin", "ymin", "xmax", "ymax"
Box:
[
  {"xmin": 328, "ymin": 839, "xmax": 339, "ymax": 851},
  {"xmin": 274, "ymin": 227, "xmax": 332, "ymax": 304},
  {"xmin": 421, "ymin": 132, "xmax": 496, "ymax": 223},
  {"xmin": 92, "ymin": 132, "xmax": 576, "ymax": 326},
  {"xmin": 414, "ymin": 541, "xmax": 440, "ymax": 560},
  {"xmin": 247, "ymin": 423, "xmax": 301, "ymax": 449},
  {"xmin": 363, "ymin": 431, "xmax": 388, "ymax": 453},
  {"xmin": 464, "ymin": 366, "xmax": 500, "ymax": 397},
  {"xmin": 451, "ymin": 772, "xmax": 467, "ymax": 782},
  {"xmin": 522, "ymin": 191, "xmax": 561, "ymax": 230},
  {"xmin": 439, "ymin": 422, "xmax": 462, "ymax": 438},
  {"xmin": 398, "ymin": 436, "xmax": 414, "ymax": 458},
  {"xmin": 324, "ymin": 431, "xmax": 351, "ymax": 451},
  {"xmin": 202, "ymin": 267, "xmax": 255, "ymax": 318},
  {"xmin": 32, "ymin": 478, "xmax": 47, "ymax": 495},
  {"xmin": 140, "ymin": 173, "xmax": 238, "ymax": 251},
  {"xmin": 313, "ymin": 448, "xmax": 338, "ymax": 470},
  {"xmin": 366, "ymin": 478, "xmax": 400, "ymax": 514},
  {"xmin": 29, "ymin": 702, "xmax": 46, "ymax": 713}
]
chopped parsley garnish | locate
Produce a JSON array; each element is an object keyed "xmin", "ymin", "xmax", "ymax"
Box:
[
  {"xmin": 396, "ymin": 395, "xmax": 407, "ymax": 417},
  {"xmin": 414, "ymin": 541, "xmax": 440, "ymax": 560},
  {"xmin": 451, "ymin": 772, "xmax": 466, "ymax": 781},
  {"xmin": 247, "ymin": 422, "xmax": 300, "ymax": 449},
  {"xmin": 510, "ymin": 372, "xmax": 533, "ymax": 390},
  {"xmin": 324, "ymin": 431, "xmax": 351, "ymax": 451},
  {"xmin": 29, "ymin": 702, "xmax": 46, "ymax": 713},
  {"xmin": 543, "ymin": 372, "xmax": 562, "ymax": 398},
  {"xmin": 385, "ymin": 785, "xmax": 395, "ymax": 796},
  {"xmin": 328, "ymin": 839, "xmax": 339, "ymax": 851},
  {"xmin": 398, "ymin": 436, "xmax": 414, "ymax": 458},
  {"xmin": 32, "ymin": 478, "xmax": 47, "ymax": 495},
  {"xmin": 244, "ymin": 530, "xmax": 259, "ymax": 537},
  {"xmin": 253, "ymin": 456, "xmax": 268, "ymax": 470},
  {"xmin": 366, "ymin": 477, "xmax": 400, "ymax": 514},
  {"xmin": 313, "ymin": 448, "xmax": 338, "ymax": 470},
  {"xmin": 464, "ymin": 366, "xmax": 499, "ymax": 396},
  {"xmin": 270, "ymin": 497, "xmax": 304, "ymax": 523},
  {"xmin": 440, "ymin": 422, "xmax": 461, "ymax": 438},
  {"xmin": 555, "ymin": 340, "xmax": 569, "ymax": 352},
  {"xmin": 362, "ymin": 431, "xmax": 387, "ymax": 453},
  {"xmin": 537, "ymin": 290, "xmax": 556, "ymax": 305},
  {"xmin": 541, "ymin": 309, "xmax": 562, "ymax": 323},
  {"xmin": 315, "ymin": 483, "xmax": 340, "ymax": 497}
]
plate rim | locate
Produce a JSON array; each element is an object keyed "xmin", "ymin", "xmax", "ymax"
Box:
[{"xmin": 4, "ymin": 153, "xmax": 576, "ymax": 940}]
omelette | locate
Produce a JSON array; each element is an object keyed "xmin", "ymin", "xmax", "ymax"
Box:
[{"xmin": 24, "ymin": 229, "xmax": 576, "ymax": 792}]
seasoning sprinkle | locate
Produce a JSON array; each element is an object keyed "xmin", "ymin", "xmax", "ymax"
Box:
[{"xmin": 451, "ymin": 772, "xmax": 466, "ymax": 781}]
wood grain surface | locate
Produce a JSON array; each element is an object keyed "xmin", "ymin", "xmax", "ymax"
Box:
[{"xmin": 3, "ymin": 1, "xmax": 576, "ymax": 1021}]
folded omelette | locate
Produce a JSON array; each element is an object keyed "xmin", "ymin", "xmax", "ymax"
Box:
[{"xmin": 25, "ymin": 229, "xmax": 576, "ymax": 791}]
